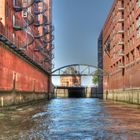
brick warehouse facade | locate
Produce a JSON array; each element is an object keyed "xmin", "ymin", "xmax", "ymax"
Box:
[
  {"xmin": 99, "ymin": 0, "xmax": 140, "ymax": 104},
  {"xmin": 0, "ymin": 0, "xmax": 54, "ymax": 106}
]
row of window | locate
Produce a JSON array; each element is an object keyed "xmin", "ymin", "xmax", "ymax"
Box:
[
  {"xmin": 126, "ymin": 9, "xmax": 135, "ymax": 26},
  {"xmin": 125, "ymin": 0, "xmax": 135, "ymax": 14},
  {"xmin": 111, "ymin": 24, "xmax": 124, "ymax": 42},
  {"xmin": 126, "ymin": 36, "xmax": 135, "ymax": 48},
  {"xmin": 126, "ymin": 50, "xmax": 135, "ymax": 64},
  {"xmin": 126, "ymin": 15, "xmax": 140, "ymax": 46},
  {"xmin": 111, "ymin": 46, "xmax": 140, "ymax": 70},
  {"xmin": 111, "ymin": 59, "xmax": 123, "ymax": 70},
  {"xmin": 103, "ymin": 1, "xmax": 124, "ymax": 36}
]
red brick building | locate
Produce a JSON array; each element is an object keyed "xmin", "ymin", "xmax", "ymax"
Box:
[
  {"xmin": 60, "ymin": 67, "xmax": 81, "ymax": 87},
  {"xmin": 0, "ymin": 0, "xmax": 54, "ymax": 106},
  {"xmin": 100, "ymin": 0, "xmax": 140, "ymax": 103},
  {"xmin": 60, "ymin": 76, "xmax": 81, "ymax": 87}
]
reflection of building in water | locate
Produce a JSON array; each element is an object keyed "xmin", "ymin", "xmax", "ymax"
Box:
[{"xmin": 60, "ymin": 67, "xmax": 81, "ymax": 86}]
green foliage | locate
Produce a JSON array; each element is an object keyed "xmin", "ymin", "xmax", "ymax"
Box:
[{"xmin": 92, "ymin": 70, "xmax": 98, "ymax": 86}]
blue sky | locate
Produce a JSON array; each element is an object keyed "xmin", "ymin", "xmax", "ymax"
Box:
[{"xmin": 52, "ymin": 0, "xmax": 113, "ymax": 85}]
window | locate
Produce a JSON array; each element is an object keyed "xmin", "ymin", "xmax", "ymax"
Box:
[
  {"xmin": 132, "ymin": 37, "xmax": 134, "ymax": 45},
  {"xmin": 22, "ymin": 9, "xmax": 28, "ymax": 17},
  {"xmin": 130, "ymin": 25, "xmax": 132, "ymax": 34},
  {"xmin": 131, "ymin": 50, "xmax": 135, "ymax": 61},
  {"xmin": 137, "ymin": 0, "xmax": 140, "ymax": 8},
  {"xmin": 126, "ymin": 54, "xmax": 130, "ymax": 63},
  {"xmin": 12, "ymin": 15, "xmax": 15, "ymax": 26},
  {"xmin": 137, "ymin": 46, "xmax": 140, "ymax": 57},
  {"xmin": 132, "ymin": 23, "xmax": 135, "ymax": 31},
  {"xmin": 137, "ymin": 16, "xmax": 140, "ymax": 38},
  {"xmin": 12, "ymin": 33, "xmax": 15, "ymax": 43},
  {"xmin": 137, "ymin": 28, "xmax": 140, "ymax": 38},
  {"xmin": 128, "ymin": 40, "xmax": 130, "ymax": 47},
  {"xmin": 6, "ymin": 2, "xmax": 8, "ymax": 17},
  {"xmin": 137, "ymin": 16, "xmax": 140, "ymax": 27},
  {"xmin": 22, "ymin": 0, "xmax": 28, "ymax": 17}
]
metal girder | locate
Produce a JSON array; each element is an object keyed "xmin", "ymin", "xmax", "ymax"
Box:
[{"xmin": 51, "ymin": 64, "xmax": 109, "ymax": 76}]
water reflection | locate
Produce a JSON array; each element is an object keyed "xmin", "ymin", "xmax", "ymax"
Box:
[{"xmin": 0, "ymin": 99, "xmax": 140, "ymax": 139}]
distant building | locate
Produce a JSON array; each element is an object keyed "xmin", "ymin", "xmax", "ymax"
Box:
[
  {"xmin": 60, "ymin": 67, "xmax": 81, "ymax": 86},
  {"xmin": 60, "ymin": 76, "xmax": 81, "ymax": 87}
]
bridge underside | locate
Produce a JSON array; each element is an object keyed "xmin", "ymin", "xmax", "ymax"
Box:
[
  {"xmin": 68, "ymin": 87, "xmax": 85, "ymax": 98},
  {"xmin": 54, "ymin": 86, "xmax": 103, "ymax": 98}
]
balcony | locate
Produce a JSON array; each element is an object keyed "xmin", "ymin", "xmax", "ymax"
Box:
[
  {"xmin": 118, "ymin": 7, "xmax": 124, "ymax": 11},
  {"xmin": 42, "ymin": 34, "xmax": 55, "ymax": 45},
  {"xmin": 13, "ymin": 0, "xmax": 35, "ymax": 12},
  {"xmin": 13, "ymin": 15, "xmax": 34, "ymax": 30},
  {"xmin": 118, "ymin": 18, "xmax": 124, "ymax": 23},
  {"xmin": 118, "ymin": 51, "xmax": 125, "ymax": 56},
  {"xmin": 117, "ymin": 30, "xmax": 124, "ymax": 34},
  {"xmin": 118, "ymin": 63, "xmax": 125, "ymax": 69},
  {"xmin": 118, "ymin": 41, "xmax": 124, "ymax": 45}
]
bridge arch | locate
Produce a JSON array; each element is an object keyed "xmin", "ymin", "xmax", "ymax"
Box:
[{"xmin": 51, "ymin": 64, "xmax": 109, "ymax": 76}]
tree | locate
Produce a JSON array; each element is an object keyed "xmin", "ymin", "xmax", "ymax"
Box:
[{"xmin": 92, "ymin": 70, "xmax": 98, "ymax": 86}]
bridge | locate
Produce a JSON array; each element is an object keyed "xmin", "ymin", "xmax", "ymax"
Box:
[
  {"xmin": 51, "ymin": 64, "xmax": 109, "ymax": 98},
  {"xmin": 51, "ymin": 64, "xmax": 109, "ymax": 76}
]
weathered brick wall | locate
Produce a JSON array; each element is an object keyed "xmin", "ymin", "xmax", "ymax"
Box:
[
  {"xmin": 0, "ymin": 0, "xmax": 53, "ymax": 107},
  {"xmin": 0, "ymin": 42, "xmax": 49, "ymax": 93},
  {"xmin": 104, "ymin": 89, "xmax": 140, "ymax": 105}
]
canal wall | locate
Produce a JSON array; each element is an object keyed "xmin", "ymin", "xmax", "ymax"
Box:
[
  {"xmin": 104, "ymin": 89, "xmax": 140, "ymax": 104},
  {"xmin": 0, "ymin": 42, "xmax": 51, "ymax": 107},
  {"xmin": 55, "ymin": 89, "xmax": 69, "ymax": 98}
]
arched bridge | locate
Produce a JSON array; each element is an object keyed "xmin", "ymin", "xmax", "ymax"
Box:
[{"xmin": 51, "ymin": 64, "xmax": 109, "ymax": 76}]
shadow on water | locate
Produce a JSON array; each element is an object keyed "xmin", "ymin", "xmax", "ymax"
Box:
[{"xmin": 0, "ymin": 98, "xmax": 140, "ymax": 139}]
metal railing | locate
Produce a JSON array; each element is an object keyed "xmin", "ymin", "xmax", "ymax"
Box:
[
  {"xmin": 13, "ymin": 0, "xmax": 35, "ymax": 11},
  {"xmin": 0, "ymin": 23, "xmax": 24, "ymax": 48},
  {"xmin": 0, "ymin": 23, "xmax": 42, "ymax": 70},
  {"xmin": 0, "ymin": 0, "xmax": 55, "ymax": 72}
]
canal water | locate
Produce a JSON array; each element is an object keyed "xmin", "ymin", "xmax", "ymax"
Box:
[{"xmin": 0, "ymin": 98, "xmax": 140, "ymax": 140}]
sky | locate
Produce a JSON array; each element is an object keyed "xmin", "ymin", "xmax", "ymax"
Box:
[{"xmin": 52, "ymin": 0, "xmax": 113, "ymax": 86}]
